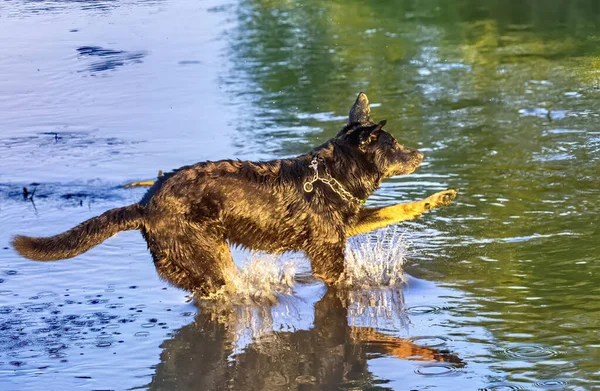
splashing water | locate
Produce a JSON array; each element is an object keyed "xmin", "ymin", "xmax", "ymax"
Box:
[
  {"xmin": 196, "ymin": 253, "xmax": 297, "ymax": 338},
  {"xmin": 201, "ymin": 227, "xmax": 409, "ymax": 305},
  {"xmin": 204, "ymin": 253, "xmax": 297, "ymax": 306},
  {"xmin": 344, "ymin": 226, "xmax": 409, "ymax": 288},
  {"xmin": 196, "ymin": 227, "xmax": 411, "ymax": 342},
  {"xmin": 344, "ymin": 227, "xmax": 411, "ymax": 329}
]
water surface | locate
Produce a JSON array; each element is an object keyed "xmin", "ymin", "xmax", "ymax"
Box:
[{"xmin": 1, "ymin": 0, "xmax": 599, "ymax": 390}]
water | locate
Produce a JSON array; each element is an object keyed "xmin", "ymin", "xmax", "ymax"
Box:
[{"xmin": 1, "ymin": 0, "xmax": 599, "ymax": 390}]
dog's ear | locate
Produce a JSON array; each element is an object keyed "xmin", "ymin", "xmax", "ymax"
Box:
[
  {"xmin": 349, "ymin": 92, "xmax": 372, "ymax": 124},
  {"xmin": 348, "ymin": 120, "xmax": 387, "ymax": 146}
]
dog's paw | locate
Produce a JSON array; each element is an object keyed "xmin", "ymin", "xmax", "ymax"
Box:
[{"xmin": 424, "ymin": 189, "xmax": 458, "ymax": 210}]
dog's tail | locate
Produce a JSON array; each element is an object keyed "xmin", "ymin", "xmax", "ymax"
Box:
[{"xmin": 12, "ymin": 204, "xmax": 145, "ymax": 261}]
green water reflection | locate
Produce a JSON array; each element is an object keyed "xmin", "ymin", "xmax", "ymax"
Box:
[{"xmin": 225, "ymin": 0, "xmax": 600, "ymax": 388}]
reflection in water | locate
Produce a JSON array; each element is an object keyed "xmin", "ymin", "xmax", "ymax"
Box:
[{"xmin": 148, "ymin": 287, "xmax": 463, "ymax": 391}]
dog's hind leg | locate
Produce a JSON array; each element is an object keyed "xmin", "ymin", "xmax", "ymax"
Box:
[
  {"xmin": 347, "ymin": 189, "xmax": 458, "ymax": 237},
  {"xmin": 145, "ymin": 222, "xmax": 237, "ymax": 297}
]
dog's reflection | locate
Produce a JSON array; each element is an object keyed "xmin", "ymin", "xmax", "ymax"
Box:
[{"xmin": 148, "ymin": 287, "xmax": 463, "ymax": 390}]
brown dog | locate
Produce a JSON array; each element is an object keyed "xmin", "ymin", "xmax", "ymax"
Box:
[{"xmin": 12, "ymin": 93, "xmax": 457, "ymax": 296}]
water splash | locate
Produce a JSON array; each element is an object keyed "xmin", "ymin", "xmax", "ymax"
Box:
[
  {"xmin": 344, "ymin": 226, "xmax": 409, "ymax": 288},
  {"xmin": 196, "ymin": 226, "xmax": 410, "ymax": 332},
  {"xmin": 203, "ymin": 253, "xmax": 297, "ymax": 307},
  {"xmin": 195, "ymin": 253, "xmax": 297, "ymax": 342},
  {"xmin": 200, "ymin": 226, "xmax": 410, "ymax": 306},
  {"xmin": 344, "ymin": 227, "xmax": 411, "ymax": 329},
  {"xmin": 202, "ymin": 227, "xmax": 408, "ymax": 307},
  {"xmin": 193, "ymin": 228, "xmax": 412, "ymax": 353}
]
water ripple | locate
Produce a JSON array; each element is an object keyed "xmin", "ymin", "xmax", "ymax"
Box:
[
  {"xmin": 409, "ymin": 336, "xmax": 450, "ymax": 348},
  {"xmin": 414, "ymin": 363, "xmax": 460, "ymax": 376},
  {"xmin": 479, "ymin": 383, "xmax": 526, "ymax": 391},
  {"xmin": 503, "ymin": 345, "xmax": 559, "ymax": 360},
  {"xmin": 406, "ymin": 305, "xmax": 446, "ymax": 315},
  {"xmin": 533, "ymin": 379, "xmax": 570, "ymax": 389}
]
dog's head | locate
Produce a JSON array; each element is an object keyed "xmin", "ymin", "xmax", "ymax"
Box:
[{"xmin": 336, "ymin": 93, "xmax": 423, "ymax": 178}]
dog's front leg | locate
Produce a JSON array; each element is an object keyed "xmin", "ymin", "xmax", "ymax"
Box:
[
  {"xmin": 347, "ymin": 189, "xmax": 458, "ymax": 237},
  {"xmin": 307, "ymin": 243, "xmax": 346, "ymax": 285}
]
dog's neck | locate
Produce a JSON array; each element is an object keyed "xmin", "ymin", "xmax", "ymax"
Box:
[{"xmin": 309, "ymin": 141, "xmax": 382, "ymax": 202}]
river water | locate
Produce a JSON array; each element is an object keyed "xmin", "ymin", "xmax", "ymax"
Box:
[{"xmin": 1, "ymin": 0, "xmax": 599, "ymax": 390}]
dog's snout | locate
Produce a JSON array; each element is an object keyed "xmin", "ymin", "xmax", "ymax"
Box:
[
  {"xmin": 403, "ymin": 146, "xmax": 423, "ymax": 162},
  {"xmin": 414, "ymin": 150, "xmax": 424, "ymax": 162}
]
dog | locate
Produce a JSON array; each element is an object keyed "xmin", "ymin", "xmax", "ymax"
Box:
[{"xmin": 12, "ymin": 93, "xmax": 457, "ymax": 296}]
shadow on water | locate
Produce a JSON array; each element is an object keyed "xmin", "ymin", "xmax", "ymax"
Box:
[{"xmin": 147, "ymin": 287, "xmax": 463, "ymax": 391}]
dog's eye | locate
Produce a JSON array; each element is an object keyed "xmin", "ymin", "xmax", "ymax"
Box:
[
  {"xmin": 360, "ymin": 135, "xmax": 376, "ymax": 147},
  {"xmin": 359, "ymin": 139, "xmax": 370, "ymax": 148}
]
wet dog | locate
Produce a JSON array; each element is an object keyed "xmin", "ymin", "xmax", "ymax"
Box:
[{"xmin": 12, "ymin": 93, "xmax": 457, "ymax": 296}]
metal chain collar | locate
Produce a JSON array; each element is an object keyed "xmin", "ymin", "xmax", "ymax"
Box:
[{"xmin": 303, "ymin": 156, "xmax": 365, "ymax": 204}]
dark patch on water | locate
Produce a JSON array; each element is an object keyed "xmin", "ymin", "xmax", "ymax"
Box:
[
  {"xmin": 178, "ymin": 60, "xmax": 202, "ymax": 65},
  {"xmin": 0, "ymin": 182, "xmax": 144, "ymax": 210},
  {"xmin": 76, "ymin": 46, "xmax": 147, "ymax": 73}
]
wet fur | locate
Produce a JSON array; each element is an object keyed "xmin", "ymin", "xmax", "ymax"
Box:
[{"xmin": 12, "ymin": 93, "xmax": 447, "ymax": 296}]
